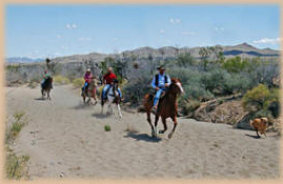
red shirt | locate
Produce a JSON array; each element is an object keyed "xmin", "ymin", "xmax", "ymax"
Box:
[{"xmin": 103, "ymin": 72, "xmax": 117, "ymax": 84}]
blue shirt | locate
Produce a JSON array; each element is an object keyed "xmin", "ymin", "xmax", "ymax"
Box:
[{"xmin": 151, "ymin": 73, "xmax": 171, "ymax": 88}]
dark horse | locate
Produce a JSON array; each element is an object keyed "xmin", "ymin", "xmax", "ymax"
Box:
[
  {"xmin": 41, "ymin": 77, "xmax": 53, "ymax": 100},
  {"xmin": 143, "ymin": 78, "xmax": 184, "ymax": 138},
  {"xmin": 101, "ymin": 80, "xmax": 122, "ymax": 118}
]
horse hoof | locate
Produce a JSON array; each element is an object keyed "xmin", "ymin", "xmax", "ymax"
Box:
[
  {"xmin": 159, "ymin": 130, "xmax": 164, "ymax": 134},
  {"xmin": 168, "ymin": 133, "xmax": 173, "ymax": 139}
]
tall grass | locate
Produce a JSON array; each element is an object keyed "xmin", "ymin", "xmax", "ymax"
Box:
[{"xmin": 5, "ymin": 111, "xmax": 30, "ymax": 180}]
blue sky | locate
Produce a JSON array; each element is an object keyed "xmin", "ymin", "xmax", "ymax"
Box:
[{"xmin": 5, "ymin": 5, "xmax": 280, "ymax": 58}]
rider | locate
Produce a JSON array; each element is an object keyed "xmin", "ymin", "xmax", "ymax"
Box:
[
  {"xmin": 82, "ymin": 68, "xmax": 93, "ymax": 94},
  {"xmin": 151, "ymin": 65, "xmax": 171, "ymax": 109},
  {"xmin": 102, "ymin": 67, "xmax": 122, "ymax": 100},
  {"xmin": 41, "ymin": 69, "xmax": 52, "ymax": 88}
]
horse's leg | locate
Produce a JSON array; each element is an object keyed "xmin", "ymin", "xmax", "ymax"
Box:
[
  {"xmin": 168, "ymin": 116, "xmax": 178, "ymax": 139},
  {"xmin": 101, "ymin": 100, "xmax": 104, "ymax": 114},
  {"xmin": 87, "ymin": 93, "xmax": 91, "ymax": 104},
  {"xmin": 41, "ymin": 89, "xmax": 44, "ymax": 99},
  {"xmin": 93, "ymin": 87, "xmax": 97, "ymax": 105},
  {"xmin": 146, "ymin": 111, "xmax": 155, "ymax": 136},
  {"xmin": 153, "ymin": 114, "xmax": 160, "ymax": 137},
  {"xmin": 47, "ymin": 90, "xmax": 51, "ymax": 100},
  {"xmin": 117, "ymin": 103, "xmax": 122, "ymax": 119},
  {"xmin": 41, "ymin": 89, "xmax": 45, "ymax": 100},
  {"xmin": 159, "ymin": 117, "xmax": 167, "ymax": 134},
  {"xmin": 83, "ymin": 94, "xmax": 86, "ymax": 103},
  {"xmin": 107, "ymin": 102, "xmax": 112, "ymax": 115},
  {"xmin": 256, "ymin": 129, "xmax": 260, "ymax": 138}
]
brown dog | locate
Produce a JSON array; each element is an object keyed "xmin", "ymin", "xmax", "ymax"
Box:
[{"xmin": 249, "ymin": 117, "xmax": 269, "ymax": 138}]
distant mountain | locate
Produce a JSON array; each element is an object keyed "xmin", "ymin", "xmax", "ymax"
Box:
[
  {"xmin": 6, "ymin": 43, "xmax": 280, "ymax": 64},
  {"xmin": 6, "ymin": 57, "xmax": 44, "ymax": 63}
]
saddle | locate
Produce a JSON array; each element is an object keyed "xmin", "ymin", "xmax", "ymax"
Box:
[{"xmin": 104, "ymin": 85, "xmax": 119, "ymax": 100}]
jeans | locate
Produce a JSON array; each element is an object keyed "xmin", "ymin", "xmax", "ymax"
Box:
[
  {"xmin": 82, "ymin": 82, "xmax": 88, "ymax": 91},
  {"xmin": 102, "ymin": 84, "xmax": 122, "ymax": 99},
  {"xmin": 153, "ymin": 88, "xmax": 165, "ymax": 106}
]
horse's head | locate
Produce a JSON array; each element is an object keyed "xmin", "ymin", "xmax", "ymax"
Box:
[
  {"xmin": 109, "ymin": 79, "xmax": 119, "ymax": 92},
  {"xmin": 169, "ymin": 78, "xmax": 184, "ymax": 95}
]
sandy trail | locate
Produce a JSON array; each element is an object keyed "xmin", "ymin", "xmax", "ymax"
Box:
[{"xmin": 5, "ymin": 85, "xmax": 280, "ymax": 179}]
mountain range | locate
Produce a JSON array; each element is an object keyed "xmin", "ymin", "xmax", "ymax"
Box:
[{"xmin": 6, "ymin": 43, "xmax": 280, "ymax": 64}]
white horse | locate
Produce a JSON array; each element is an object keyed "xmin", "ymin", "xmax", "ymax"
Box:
[{"xmin": 101, "ymin": 81, "xmax": 122, "ymax": 118}]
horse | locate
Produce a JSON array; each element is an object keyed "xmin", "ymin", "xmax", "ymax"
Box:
[
  {"xmin": 101, "ymin": 80, "xmax": 122, "ymax": 118},
  {"xmin": 41, "ymin": 77, "xmax": 53, "ymax": 100},
  {"xmin": 143, "ymin": 78, "xmax": 184, "ymax": 139},
  {"xmin": 82, "ymin": 78, "xmax": 98, "ymax": 105}
]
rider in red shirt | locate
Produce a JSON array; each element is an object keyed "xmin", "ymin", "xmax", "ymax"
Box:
[
  {"xmin": 102, "ymin": 67, "xmax": 122, "ymax": 99},
  {"xmin": 103, "ymin": 69, "xmax": 117, "ymax": 84}
]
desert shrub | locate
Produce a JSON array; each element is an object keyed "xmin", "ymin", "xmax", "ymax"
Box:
[
  {"xmin": 183, "ymin": 84, "xmax": 214, "ymax": 101},
  {"xmin": 223, "ymin": 73, "xmax": 253, "ymax": 94},
  {"xmin": 53, "ymin": 75, "xmax": 70, "ymax": 85},
  {"xmin": 6, "ymin": 112, "xmax": 27, "ymax": 143},
  {"xmin": 104, "ymin": 125, "xmax": 111, "ymax": 132},
  {"xmin": 176, "ymin": 53, "xmax": 195, "ymax": 67},
  {"xmin": 72, "ymin": 78, "xmax": 84, "ymax": 88},
  {"xmin": 242, "ymin": 84, "xmax": 279, "ymax": 118},
  {"xmin": 222, "ymin": 57, "xmax": 252, "ymax": 73},
  {"xmin": 201, "ymin": 68, "xmax": 230, "ymax": 95},
  {"xmin": 123, "ymin": 70, "xmax": 153, "ymax": 105},
  {"xmin": 181, "ymin": 100, "xmax": 201, "ymax": 116},
  {"xmin": 5, "ymin": 152, "xmax": 30, "ymax": 180}
]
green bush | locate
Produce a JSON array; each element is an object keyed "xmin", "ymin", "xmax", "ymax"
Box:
[
  {"xmin": 6, "ymin": 152, "xmax": 30, "ymax": 180},
  {"xmin": 104, "ymin": 125, "xmax": 111, "ymax": 132},
  {"xmin": 242, "ymin": 84, "xmax": 279, "ymax": 118},
  {"xmin": 72, "ymin": 78, "xmax": 84, "ymax": 88},
  {"xmin": 6, "ymin": 112, "xmax": 27, "ymax": 143},
  {"xmin": 53, "ymin": 75, "xmax": 70, "ymax": 85},
  {"xmin": 222, "ymin": 57, "xmax": 252, "ymax": 73}
]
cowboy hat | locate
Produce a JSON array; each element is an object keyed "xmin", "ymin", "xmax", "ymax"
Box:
[{"xmin": 157, "ymin": 65, "xmax": 166, "ymax": 70}]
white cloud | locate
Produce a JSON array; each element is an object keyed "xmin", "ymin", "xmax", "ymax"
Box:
[
  {"xmin": 160, "ymin": 29, "xmax": 165, "ymax": 34},
  {"xmin": 169, "ymin": 18, "xmax": 181, "ymax": 24},
  {"xmin": 252, "ymin": 37, "xmax": 281, "ymax": 44},
  {"xmin": 214, "ymin": 26, "xmax": 224, "ymax": 33},
  {"xmin": 66, "ymin": 24, "xmax": 71, "ymax": 29},
  {"xmin": 78, "ymin": 37, "xmax": 92, "ymax": 41},
  {"xmin": 66, "ymin": 23, "xmax": 77, "ymax": 30}
]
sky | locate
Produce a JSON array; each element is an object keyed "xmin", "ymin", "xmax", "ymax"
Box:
[{"xmin": 5, "ymin": 5, "xmax": 280, "ymax": 59}]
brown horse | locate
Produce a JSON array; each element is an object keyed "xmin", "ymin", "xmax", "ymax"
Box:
[
  {"xmin": 82, "ymin": 77, "xmax": 98, "ymax": 105},
  {"xmin": 143, "ymin": 78, "xmax": 184, "ymax": 138}
]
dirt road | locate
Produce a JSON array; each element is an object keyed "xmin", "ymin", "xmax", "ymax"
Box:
[{"xmin": 5, "ymin": 85, "xmax": 280, "ymax": 179}]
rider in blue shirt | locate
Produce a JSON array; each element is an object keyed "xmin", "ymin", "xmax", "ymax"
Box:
[{"xmin": 151, "ymin": 65, "xmax": 171, "ymax": 109}]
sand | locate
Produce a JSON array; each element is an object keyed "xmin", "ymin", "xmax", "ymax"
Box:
[{"xmin": 5, "ymin": 85, "xmax": 280, "ymax": 179}]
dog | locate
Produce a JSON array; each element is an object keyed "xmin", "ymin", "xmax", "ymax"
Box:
[{"xmin": 249, "ymin": 117, "xmax": 270, "ymax": 138}]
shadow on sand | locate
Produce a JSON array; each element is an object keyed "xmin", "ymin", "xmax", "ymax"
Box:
[
  {"xmin": 124, "ymin": 132, "xmax": 161, "ymax": 143},
  {"xmin": 245, "ymin": 134, "xmax": 261, "ymax": 139},
  {"xmin": 92, "ymin": 112, "xmax": 109, "ymax": 119},
  {"xmin": 71, "ymin": 103, "xmax": 95, "ymax": 110},
  {"xmin": 34, "ymin": 97, "xmax": 46, "ymax": 101}
]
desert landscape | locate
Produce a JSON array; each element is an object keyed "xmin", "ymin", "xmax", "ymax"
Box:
[
  {"xmin": 5, "ymin": 83, "xmax": 280, "ymax": 179},
  {"xmin": 4, "ymin": 5, "xmax": 281, "ymax": 180}
]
